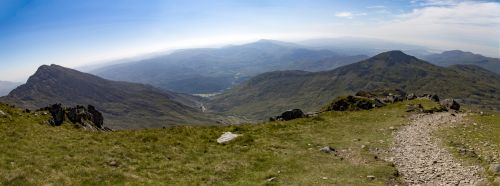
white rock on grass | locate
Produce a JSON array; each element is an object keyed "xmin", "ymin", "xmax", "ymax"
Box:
[
  {"xmin": 217, "ymin": 132, "xmax": 240, "ymax": 144},
  {"xmin": 0, "ymin": 110, "xmax": 6, "ymax": 116}
]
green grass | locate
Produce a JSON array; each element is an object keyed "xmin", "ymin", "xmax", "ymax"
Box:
[
  {"xmin": 437, "ymin": 111, "xmax": 500, "ymax": 185},
  {"xmin": 0, "ymin": 100, "xmax": 435, "ymax": 185}
]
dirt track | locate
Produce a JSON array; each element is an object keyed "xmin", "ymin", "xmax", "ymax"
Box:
[{"xmin": 391, "ymin": 113, "xmax": 483, "ymax": 185}]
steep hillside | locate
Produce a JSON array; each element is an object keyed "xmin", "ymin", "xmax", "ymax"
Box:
[
  {"xmin": 0, "ymin": 65, "xmax": 218, "ymax": 129},
  {"xmin": 0, "ymin": 81, "xmax": 21, "ymax": 96},
  {"xmin": 209, "ymin": 51, "xmax": 500, "ymax": 120},
  {"xmin": 91, "ymin": 40, "xmax": 367, "ymax": 94},
  {"xmin": 423, "ymin": 50, "xmax": 500, "ymax": 74}
]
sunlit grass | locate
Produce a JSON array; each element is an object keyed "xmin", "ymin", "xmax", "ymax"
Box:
[{"xmin": 0, "ymin": 100, "xmax": 436, "ymax": 185}]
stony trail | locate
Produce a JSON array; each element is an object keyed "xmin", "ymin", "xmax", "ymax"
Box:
[{"xmin": 391, "ymin": 113, "xmax": 483, "ymax": 185}]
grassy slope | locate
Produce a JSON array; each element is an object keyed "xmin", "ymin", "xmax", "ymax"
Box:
[
  {"xmin": 1, "ymin": 100, "xmax": 440, "ymax": 185},
  {"xmin": 437, "ymin": 111, "xmax": 500, "ymax": 185},
  {"xmin": 209, "ymin": 52, "xmax": 500, "ymax": 121}
]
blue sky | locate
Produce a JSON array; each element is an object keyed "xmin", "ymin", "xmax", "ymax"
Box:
[{"xmin": 0, "ymin": 0, "xmax": 499, "ymax": 81}]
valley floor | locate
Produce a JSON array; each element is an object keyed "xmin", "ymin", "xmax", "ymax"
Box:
[{"xmin": 0, "ymin": 100, "xmax": 498, "ymax": 185}]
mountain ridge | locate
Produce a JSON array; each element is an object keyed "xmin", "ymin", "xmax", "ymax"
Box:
[
  {"xmin": 209, "ymin": 51, "xmax": 500, "ymax": 120},
  {"xmin": 91, "ymin": 40, "xmax": 368, "ymax": 94},
  {"xmin": 0, "ymin": 64, "xmax": 218, "ymax": 129},
  {"xmin": 423, "ymin": 50, "xmax": 500, "ymax": 74}
]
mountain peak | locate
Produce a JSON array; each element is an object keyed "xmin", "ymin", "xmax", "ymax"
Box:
[
  {"xmin": 374, "ymin": 50, "xmax": 411, "ymax": 58},
  {"xmin": 370, "ymin": 50, "xmax": 420, "ymax": 64},
  {"xmin": 36, "ymin": 64, "xmax": 69, "ymax": 73}
]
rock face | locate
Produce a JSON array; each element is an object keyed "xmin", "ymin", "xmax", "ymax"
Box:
[
  {"xmin": 217, "ymin": 132, "xmax": 240, "ymax": 144},
  {"xmin": 440, "ymin": 99, "xmax": 460, "ymax": 111},
  {"xmin": 48, "ymin": 104, "xmax": 64, "ymax": 126},
  {"xmin": 270, "ymin": 109, "xmax": 305, "ymax": 121},
  {"xmin": 41, "ymin": 104, "xmax": 109, "ymax": 131}
]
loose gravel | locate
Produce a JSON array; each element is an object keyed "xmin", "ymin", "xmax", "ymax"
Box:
[{"xmin": 391, "ymin": 113, "xmax": 483, "ymax": 185}]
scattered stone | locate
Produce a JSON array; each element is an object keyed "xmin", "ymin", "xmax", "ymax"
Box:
[
  {"xmin": 305, "ymin": 112, "xmax": 319, "ymax": 117},
  {"xmin": 440, "ymin": 99, "xmax": 460, "ymax": 111},
  {"xmin": 0, "ymin": 110, "xmax": 6, "ymax": 116},
  {"xmin": 392, "ymin": 113, "xmax": 483, "ymax": 185},
  {"xmin": 319, "ymin": 146, "xmax": 336, "ymax": 154},
  {"xmin": 406, "ymin": 93, "xmax": 417, "ymax": 100},
  {"xmin": 266, "ymin": 177, "xmax": 276, "ymax": 183},
  {"xmin": 108, "ymin": 160, "xmax": 119, "ymax": 167},
  {"xmin": 322, "ymin": 177, "xmax": 328, "ymax": 180},
  {"xmin": 406, "ymin": 104, "xmax": 423, "ymax": 112},
  {"xmin": 489, "ymin": 163, "xmax": 500, "ymax": 175},
  {"xmin": 367, "ymin": 175, "xmax": 376, "ymax": 180},
  {"xmin": 372, "ymin": 98, "xmax": 386, "ymax": 108},
  {"xmin": 270, "ymin": 109, "xmax": 305, "ymax": 121},
  {"xmin": 217, "ymin": 132, "xmax": 240, "ymax": 144}
]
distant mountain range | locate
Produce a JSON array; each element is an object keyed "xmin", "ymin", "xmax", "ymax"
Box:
[
  {"xmin": 422, "ymin": 50, "xmax": 500, "ymax": 74},
  {"xmin": 208, "ymin": 51, "xmax": 500, "ymax": 120},
  {"xmin": 0, "ymin": 65, "xmax": 219, "ymax": 129},
  {"xmin": 299, "ymin": 37, "xmax": 433, "ymax": 57},
  {"xmin": 89, "ymin": 39, "xmax": 499, "ymax": 96},
  {"xmin": 0, "ymin": 81, "xmax": 21, "ymax": 96},
  {"xmin": 91, "ymin": 40, "xmax": 368, "ymax": 94}
]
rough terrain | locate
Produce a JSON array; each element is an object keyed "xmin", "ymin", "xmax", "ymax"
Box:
[{"xmin": 392, "ymin": 112, "xmax": 483, "ymax": 185}]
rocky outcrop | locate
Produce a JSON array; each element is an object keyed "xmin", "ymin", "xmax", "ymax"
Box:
[
  {"xmin": 270, "ymin": 109, "xmax": 305, "ymax": 121},
  {"xmin": 355, "ymin": 89, "xmax": 408, "ymax": 105},
  {"xmin": 440, "ymin": 99, "xmax": 460, "ymax": 111},
  {"xmin": 420, "ymin": 94, "xmax": 440, "ymax": 102},
  {"xmin": 48, "ymin": 104, "xmax": 64, "ymax": 126},
  {"xmin": 406, "ymin": 93, "xmax": 417, "ymax": 100},
  {"xmin": 40, "ymin": 104, "xmax": 110, "ymax": 131},
  {"xmin": 321, "ymin": 96, "xmax": 375, "ymax": 112}
]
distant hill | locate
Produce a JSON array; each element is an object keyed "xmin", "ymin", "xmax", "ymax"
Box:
[
  {"xmin": 209, "ymin": 51, "xmax": 500, "ymax": 120},
  {"xmin": 0, "ymin": 81, "xmax": 22, "ymax": 96},
  {"xmin": 422, "ymin": 50, "xmax": 500, "ymax": 74},
  {"xmin": 299, "ymin": 37, "xmax": 432, "ymax": 57},
  {"xmin": 91, "ymin": 40, "xmax": 367, "ymax": 94},
  {"xmin": 0, "ymin": 65, "xmax": 219, "ymax": 129}
]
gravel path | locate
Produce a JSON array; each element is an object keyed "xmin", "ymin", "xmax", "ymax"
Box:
[{"xmin": 391, "ymin": 113, "xmax": 483, "ymax": 185}]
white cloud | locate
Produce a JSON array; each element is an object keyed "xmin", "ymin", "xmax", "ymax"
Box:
[
  {"xmin": 411, "ymin": 0, "xmax": 463, "ymax": 6},
  {"xmin": 335, "ymin": 12, "xmax": 353, "ymax": 18},
  {"xmin": 360, "ymin": 1, "xmax": 500, "ymax": 57},
  {"xmin": 335, "ymin": 12, "xmax": 367, "ymax": 19}
]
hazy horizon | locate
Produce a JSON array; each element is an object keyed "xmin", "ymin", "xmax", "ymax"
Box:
[{"xmin": 1, "ymin": 0, "xmax": 499, "ymax": 81}]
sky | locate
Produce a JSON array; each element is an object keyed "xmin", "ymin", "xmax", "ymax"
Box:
[{"xmin": 0, "ymin": 0, "xmax": 499, "ymax": 82}]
